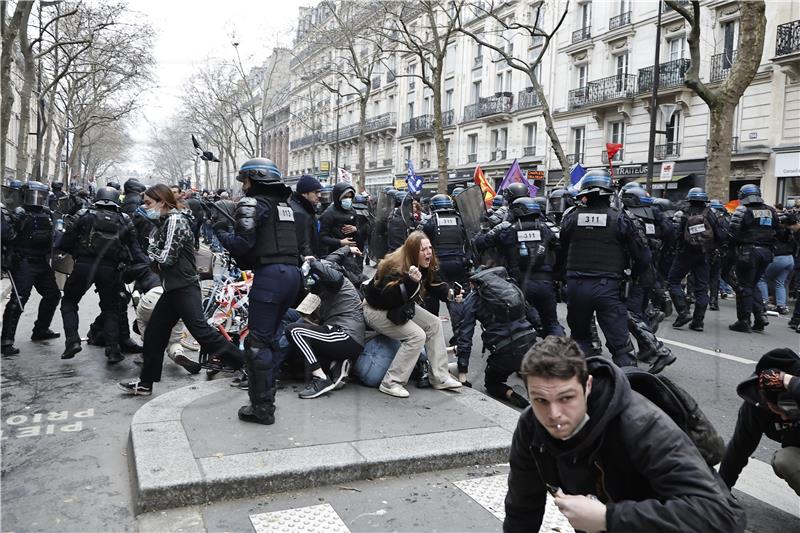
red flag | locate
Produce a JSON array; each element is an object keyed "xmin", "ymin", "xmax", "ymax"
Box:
[
  {"xmin": 474, "ymin": 165, "xmax": 496, "ymax": 207},
  {"xmin": 606, "ymin": 143, "xmax": 623, "ymax": 179}
]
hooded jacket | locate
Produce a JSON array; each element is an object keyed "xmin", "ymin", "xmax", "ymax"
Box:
[
  {"xmin": 719, "ymin": 348, "xmax": 800, "ymax": 489},
  {"xmin": 318, "ymin": 182, "xmax": 357, "ymax": 255},
  {"xmin": 307, "ymin": 258, "xmax": 365, "ymax": 346},
  {"xmin": 504, "ymin": 357, "xmax": 745, "ymax": 533},
  {"xmin": 288, "ymin": 191, "xmax": 321, "ymax": 257}
]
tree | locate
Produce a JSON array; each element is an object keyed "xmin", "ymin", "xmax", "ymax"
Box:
[
  {"xmin": 456, "ymin": 0, "xmax": 571, "ymax": 175},
  {"xmin": 1, "ymin": 1, "xmax": 33, "ymax": 180},
  {"xmin": 145, "ymin": 118, "xmax": 193, "ymax": 184},
  {"xmin": 666, "ymin": 0, "xmax": 766, "ymax": 200},
  {"xmin": 374, "ymin": 0, "xmax": 465, "ymax": 193}
]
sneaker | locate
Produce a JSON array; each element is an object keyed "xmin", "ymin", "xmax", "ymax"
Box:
[
  {"xmin": 118, "ymin": 379, "xmax": 152, "ymax": 396},
  {"xmin": 776, "ymin": 306, "xmax": 790, "ymax": 316},
  {"xmin": 31, "ymin": 329, "xmax": 60, "ymax": 341},
  {"xmin": 230, "ymin": 370, "xmax": 245, "ymax": 386},
  {"xmin": 174, "ymin": 353, "xmax": 202, "ymax": 374},
  {"xmin": 1, "ymin": 343, "xmax": 20, "ymax": 356},
  {"xmin": 61, "ymin": 339, "xmax": 82, "ymax": 359},
  {"xmin": 431, "ymin": 376, "xmax": 463, "ymax": 391},
  {"xmin": 298, "ymin": 375, "xmax": 336, "ymax": 399},
  {"xmin": 329, "ymin": 359, "xmax": 351, "ymax": 391},
  {"xmin": 649, "ymin": 352, "xmax": 677, "ymax": 375},
  {"xmin": 688, "ymin": 321, "xmax": 704, "ymax": 332},
  {"xmin": 379, "ymin": 382, "xmax": 410, "ymax": 398}
]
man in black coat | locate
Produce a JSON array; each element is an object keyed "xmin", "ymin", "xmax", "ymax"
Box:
[
  {"xmin": 719, "ymin": 348, "xmax": 800, "ymax": 496},
  {"xmin": 504, "ymin": 336, "xmax": 745, "ymax": 533},
  {"xmin": 318, "ymin": 181, "xmax": 359, "ymax": 256},
  {"xmin": 288, "ymin": 175, "xmax": 322, "ymax": 258}
]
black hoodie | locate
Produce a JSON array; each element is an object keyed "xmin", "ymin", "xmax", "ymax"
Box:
[
  {"xmin": 318, "ymin": 182, "xmax": 357, "ymax": 255},
  {"xmin": 504, "ymin": 357, "xmax": 745, "ymax": 533},
  {"xmin": 719, "ymin": 348, "xmax": 800, "ymax": 489}
]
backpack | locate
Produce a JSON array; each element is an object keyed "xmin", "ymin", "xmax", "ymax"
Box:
[
  {"xmin": 469, "ymin": 266, "xmax": 526, "ymax": 322},
  {"xmin": 684, "ymin": 207, "xmax": 714, "ymax": 251},
  {"xmin": 622, "ymin": 367, "xmax": 725, "ymax": 467},
  {"xmin": 87, "ymin": 209, "xmax": 122, "ymax": 258}
]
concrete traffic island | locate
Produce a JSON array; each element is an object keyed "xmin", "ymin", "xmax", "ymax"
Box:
[{"xmin": 128, "ymin": 378, "xmax": 522, "ymax": 514}]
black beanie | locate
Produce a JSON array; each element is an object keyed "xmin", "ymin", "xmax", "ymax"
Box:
[{"xmin": 756, "ymin": 348, "xmax": 800, "ymax": 375}]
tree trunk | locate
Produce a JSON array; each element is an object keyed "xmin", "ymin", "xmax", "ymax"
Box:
[
  {"xmin": 705, "ymin": 103, "xmax": 735, "ymax": 200},
  {"xmin": 14, "ymin": 8, "xmax": 35, "ymax": 181},
  {"xmin": 431, "ymin": 67, "xmax": 448, "ymax": 194},
  {"xmin": 68, "ymin": 129, "xmax": 82, "ymax": 185},
  {"xmin": 1, "ymin": 2, "xmax": 32, "ymax": 181},
  {"xmin": 531, "ymin": 74, "xmax": 569, "ymax": 178},
  {"xmin": 49, "ymin": 123, "xmax": 65, "ymax": 183},
  {"xmin": 357, "ymin": 96, "xmax": 367, "ymax": 192},
  {"xmin": 40, "ymin": 92, "xmax": 57, "ymax": 180}
]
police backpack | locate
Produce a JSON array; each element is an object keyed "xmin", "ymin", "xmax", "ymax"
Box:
[
  {"xmin": 87, "ymin": 209, "xmax": 122, "ymax": 258},
  {"xmin": 623, "ymin": 367, "xmax": 725, "ymax": 467},
  {"xmin": 684, "ymin": 208, "xmax": 714, "ymax": 251},
  {"xmin": 470, "ymin": 266, "xmax": 526, "ymax": 323}
]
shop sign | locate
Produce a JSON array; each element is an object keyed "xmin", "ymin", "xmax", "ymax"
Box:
[
  {"xmin": 615, "ymin": 165, "xmax": 646, "ymax": 177},
  {"xmin": 659, "ymin": 162, "xmax": 674, "ymax": 182},
  {"xmin": 527, "ymin": 170, "xmax": 545, "ymax": 181},
  {"xmin": 775, "ymin": 153, "xmax": 800, "ymax": 177}
]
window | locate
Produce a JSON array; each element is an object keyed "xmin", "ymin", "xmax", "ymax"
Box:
[
  {"xmin": 496, "ymin": 73, "xmax": 504, "ymax": 93},
  {"xmin": 577, "ymin": 65, "xmax": 587, "ymax": 88},
  {"xmin": 445, "ymin": 45, "xmax": 456, "ymax": 73},
  {"xmin": 371, "ymin": 141, "xmax": 378, "ymax": 161},
  {"xmin": 444, "ymin": 139, "xmax": 450, "ymax": 162},
  {"xmin": 665, "ymin": 109, "xmax": 681, "ymax": 146},
  {"xmin": 667, "ymin": 37, "xmax": 686, "ymax": 62},
  {"xmin": 407, "ymin": 102, "xmax": 415, "ymax": 120},
  {"xmin": 423, "ymin": 96, "xmax": 431, "ymax": 115},
  {"xmin": 609, "ymin": 121, "xmax": 625, "ymax": 161},
  {"xmin": 490, "ymin": 129, "xmax": 498, "ymax": 157},
  {"xmin": 472, "ymin": 80, "xmax": 482, "ymax": 103},
  {"xmin": 468, "ymin": 133, "xmax": 478, "ymax": 160},
  {"xmin": 503, "ymin": 70, "xmax": 512, "ymax": 92},
  {"xmin": 722, "ymin": 19, "xmax": 739, "ymax": 57},
  {"xmin": 445, "ymin": 89, "xmax": 454, "ymax": 111},
  {"xmin": 403, "ymin": 145, "xmax": 412, "ymax": 162},
  {"xmin": 616, "ymin": 53, "xmax": 628, "ymax": 77},
  {"xmin": 572, "ymin": 127, "xmax": 585, "ymax": 158},
  {"xmin": 618, "ymin": 0, "xmax": 628, "ymax": 14},
  {"xmin": 525, "ymin": 123, "xmax": 537, "ymax": 149},
  {"xmin": 579, "ymin": 2, "xmax": 591, "ymax": 29},
  {"xmin": 474, "ymin": 42, "xmax": 482, "ymax": 60}
]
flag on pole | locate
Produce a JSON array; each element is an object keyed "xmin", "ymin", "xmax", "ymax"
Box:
[
  {"xmin": 337, "ymin": 167, "xmax": 353, "ymax": 184},
  {"xmin": 605, "ymin": 143, "xmax": 623, "ymax": 179},
  {"xmin": 473, "ymin": 164, "xmax": 496, "ymax": 206},
  {"xmin": 569, "ymin": 162, "xmax": 586, "ymax": 185},
  {"xmin": 406, "ymin": 159, "xmax": 423, "ymax": 195},
  {"xmin": 499, "ymin": 158, "xmax": 538, "ymax": 197}
]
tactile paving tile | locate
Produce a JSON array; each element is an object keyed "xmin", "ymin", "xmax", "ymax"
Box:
[
  {"xmin": 250, "ymin": 503, "xmax": 350, "ymax": 533},
  {"xmin": 454, "ymin": 474, "xmax": 575, "ymax": 533}
]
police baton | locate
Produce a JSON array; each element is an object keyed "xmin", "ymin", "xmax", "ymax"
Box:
[{"xmin": 3, "ymin": 270, "xmax": 23, "ymax": 309}]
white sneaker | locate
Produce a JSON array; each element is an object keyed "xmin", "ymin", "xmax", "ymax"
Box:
[
  {"xmin": 379, "ymin": 382, "xmax": 410, "ymax": 398},
  {"xmin": 432, "ymin": 376, "xmax": 463, "ymax": 390},
  {"xmin": 448, "ymin": 362, "xmax": 459, "ymax": 376}
]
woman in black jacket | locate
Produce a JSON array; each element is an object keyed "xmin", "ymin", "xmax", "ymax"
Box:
[
  {"xmin": 118, "ymin": 184, "xmax": 242, "ymax": 395},
  {"xmin": 363, "ymin": 231, "xmax": 462, "ymax": 398}
]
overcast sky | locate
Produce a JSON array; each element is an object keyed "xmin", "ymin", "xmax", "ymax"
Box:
[{"xmin": 125, "ymin": 0, "xmax": 310, "ymax": 174}]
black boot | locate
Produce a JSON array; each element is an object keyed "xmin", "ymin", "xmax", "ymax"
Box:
[
  {"xmin": 86, "ymin": 328, "xmax": 105, "ymax": 346},
  {"xmin": 1, "ymin": 341, "xmax": 20, "ymax": 356},
  {"xmin": 689, "ymin": 304, "xmax": 706, "ymax": 332},
  {"xmin": 61, "ymin": 338, "xmax": 82, "ymax": 359},
  {"xmin": 589, "ymin": 319, "xmax": 603, "ymax": 356},
  {"xmin": 105, "ymin": 346, "xmax": 124, "ymax": 364},
  {"xmin": 728, "ymin": 320, "xmax": 752, "ymax": 333},
  {"xmin": 709, "ymin": 295, "xmax": 719, "ymax": 311},
  {"xmin": 669, "ymin": 291, "xmax": 691, "ymax": 328},
  {"xmin": 238, "ymin": 365, "xmax": 276, "ymax": 425},
  {"xmin": 120, "ymin": 337, "xmax": 143, "ymax": 354},
  {"xmin": 628, "ymin": 314, "xmax": 657, "ymax": 364},
  {"xmin": 411, "ymin": 359, "xmax": 431, "ymax": 388},
  {"xmin": 752, "ymin": 307, "xmax": 769, "ymax": 332},
  {"xmin": 31, "ymin": 328, "xmax": 60, "ymax": 341}
]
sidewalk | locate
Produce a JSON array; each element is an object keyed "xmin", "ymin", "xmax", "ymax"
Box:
[{"xmin": 129, "ymin": 379, "xmax": 522, "ymax": 514}]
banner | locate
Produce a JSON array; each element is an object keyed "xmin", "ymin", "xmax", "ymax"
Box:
[
  {"xmin": 499, "ymin": 158, "xmax": 537, "ymax": 197},
  {"xmin": 606, "ymin": 143, "xmax": 623, "ymax": 179},
  {"xmin": 337, "ymin": 167, "xmax": 353, "ymax": 184},
  {"xmin": 473, "ymin": 164, "xmax": 496, "ymax": 206},
  {"xmin": 569, "ymin": 163, "xmax": 586, "ymax": 185}
]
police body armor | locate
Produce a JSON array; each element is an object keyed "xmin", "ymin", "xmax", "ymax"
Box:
[
  {"xmin": 387, "ymin": 208, "xmax": 409, "ymax": 251},
  {"xmin": 78, "ymin": 208, "xmax": 126, "ymax": 261},
  {"xmin": 14, "ymin": 208, "xmax": 54, "ymax": 254},
  {"xmin": 514, "ymin": 217, "xmax": 553, "ymax": 274},
  {"xmin": 432, "ymin": 211, "xmax": 466, "ymax": 259},
  {"xmin": 733, "ymin": 203, "xmax": 776, "ymax": 246},
  {"xmin": 566, "ymin": 205, "xmax": 626, "ymax": 274},
  {"xmin": 243, "ymin": 195, "xmax": 299, "ymax": 269},
  {"xmin": 626, "ymin": 205, "xmax": 661, "ymax": 251}
]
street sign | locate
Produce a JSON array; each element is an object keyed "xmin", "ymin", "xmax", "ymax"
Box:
[
  {"xmin": 320, "ymin": 161, "xmax": 330, "ymax": 171},
  {"xmin": 659, "ymin": 162, "xmax": 674, "ymax": 182},
  {"xmin": 526, "ymin": 170, "xmax": 544, "ymax": 181}
]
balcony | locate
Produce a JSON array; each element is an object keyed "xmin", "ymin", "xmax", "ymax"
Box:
[
  {"xmin": 326, "ymin": 112, "xmax": 397, "ymax": 143},
  {"xmin": 473, "ymin": 55, "xmax": 483, "ymax": 69},
  {"xmin": 710, "ymin": 50, "xmax": 736, "ymax": 83},
  {"xmin": 609, "ymin": 11, "xmax": 631, "ymax": 31},
  {"xmin": 568, "ymin": 74, "xmax": 636, "ymax": 110},
  {"xmin": 467, "ymin": 153, "xmax": 478, "ymax": 163},
  {"xmin": 490, "ymin": 149, "xmax": 507, "ymax": 160},
  {"xmin": 523, "ymin": 146, "xmax": 536, "ymax": 157},
  {"xmin": 567, "ymin": 153, "xmax": 584, "ymax": 165},
  {"xmin": 602, "ymin": 148, "xmax": 624, "ymax": 163},
  {"xmin": 517, "ymin": 88, "xmax": 540, "ymax": 110},
  {"xmin": 463, "ymin": 94, "xmax": 513, "ymax": 122},
  {"xmin": 776, "ymin": 20, "xmax": 800, "ymax": 56},
  {"xmin": 638, "ymin": 58, "xmax": 690, "ymax": 93},
  {"xmin": 289, "ymin": 132, "xmax": 325, "ymax": 150},
  {"xmin": 371, "ymin": 76, "xmax": 381, "ymax": 89},
  {"xmin": 572, "ymin": 26, "xmax": 591, "ymax": 44},
  {"xmin": 655, "ymin": 142, "xmax": 681, "ymax": 160},
  {"xmin": 400, "ymin": 110, "xmax": 454, "ymax": 137},
  {"xmin": 382, "ymin": 158, "xmax": 393, "ymax": 167},
  {"xmin": 368, "ymin": 160, "xmax": 377, "ymax": 168}
]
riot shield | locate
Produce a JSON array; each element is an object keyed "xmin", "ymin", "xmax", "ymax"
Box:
[
  {"xmin": 454, "ymin": 185, "xmax": 486, "ymax": 241},
  {"xmin": 368, "ymin": 190, "xmax": 394, "ymax": 262},
  {"xmin": 1, "ymin": 186, "xmax": 22, "ymax": 210}
]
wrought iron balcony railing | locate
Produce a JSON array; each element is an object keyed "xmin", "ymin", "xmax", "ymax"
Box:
[
  {"xmin": 368, "ymin": 160, "xmax": 377, "ymax": 168},
  {"xmin": 638, "ymin": 58, "xmax": 691, "ymax": 92},
  {"xmin": 464, "ymin": 95, "xmax": 513, "ymax": 121},
  {"xmin": 326, "ymin": 112, "xmax": 396, "ymax": 143},
  {"xmin": 490, "ymin": 150, "xmax": 507, "ymax": 160},
  {"xmin": 467, "ymin": 153, "xmax": 478, "ymax": 163},
  {"xmin": 572, "ymin": 26, "xmax": 591, "ymax": 44},
  {"xmin": 517, "ymin": 88, "xmax": 540, "ymax": 110},
  {"xmin": 386, "ymin": 71, "xmax": 396, "ymax": 83},
  {"xmin": 776, "ymin": 19, "xmax": 800, "ymax": 56},
  {"xmin": 655, "ymin": 142, "xmax": 681, "ymax": 160},
  {"xmin": 710, "ymin": 50, "xmax": 737, "ymax": 82},
  {"xmin": 371, "ymin": 76, "xmax": 381, "ymax": 89},
  {"xmin": 382, "ymin": 158, "xmax": 393, "ymax": 167},
  {"xmin": 587, "ymin": 74, "xmax": 637, "ymax": 103},
  {"xmin": 568, "ymin": 86, "xmax": 589, "ymax": 109},
  {"xmin": 400, "ymin": 110, "xmax": 454, "ymax": 136},
  {"xmin": 609, "ymin": 11, "xmax": 631, "ymax": 31},
  {"xmin": 290, "ymin": 132, "xmax": 325, "ymax": 150}
]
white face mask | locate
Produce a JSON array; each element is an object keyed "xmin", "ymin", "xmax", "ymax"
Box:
[{"xmin": 341, "ymin": 198, "xmax": 353, "ymax": 210}]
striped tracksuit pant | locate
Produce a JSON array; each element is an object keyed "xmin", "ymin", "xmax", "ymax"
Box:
[{"xmin": 285, "ymin": 321, "xmax": 362, "ymax": 372}]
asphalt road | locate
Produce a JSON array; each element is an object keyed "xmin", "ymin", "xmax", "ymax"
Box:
[{"xmin": 1, "ymin": 285, "xmax": 798, "ymax": 531}]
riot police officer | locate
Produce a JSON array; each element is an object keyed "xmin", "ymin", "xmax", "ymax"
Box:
[
  {"xmin": 559, "ymin": 170, "xmax": 650, "ymax": 366},
  {"xmin": 1, "ymin": 181, "xmax": 62, "ymax": 355},
  {"xmin": 215, "ymin": 157, "xmax": 302, "ymax": 425},
  {"xmin": 386, "ymin": 191, "xmax": 412, "ymax": 253},
  {"xmin": 121, "ymin": 178, "xmax": 146, "ymax": 217},
  {"xmin": 476, "ymin": 197, "xmax": 565, "ymax": 336},
  {"xmin": 352, "ymin": 193, "xmax": 373, "ymax": 264},
  {"xmin": 708, "ymin": 199, "xmax": 731, "ymax": 310},
  {"xmin": 668, "ymin": 187, "xmax": 723, "ymax": 331},
  {"xmin": 57, "ymin": 186, "xmax": 145, "ymax": 363},
  {"xmin": 501, "ymin": 183, "xmax": 529, "ymax": 220},
  {"xmin": 546, "ymin": 187, "xmax": 574, "ymax": 225},
  {"xmin": 729, "ymin": 184, "xmax": 778, "ymax": 332},
  {"xmin": 49, "ymin": 181, "xmax": 68, "ymax": 213}
]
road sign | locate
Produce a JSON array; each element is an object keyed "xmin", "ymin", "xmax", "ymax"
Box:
[{"xmin": 659, "ymin": 162, "xmax": 674, "ymax": 182}]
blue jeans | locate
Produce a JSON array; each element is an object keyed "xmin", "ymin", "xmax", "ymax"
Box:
[{"xmin": 758, "ymin": 254, "xmax": 795, "ymax": 307}]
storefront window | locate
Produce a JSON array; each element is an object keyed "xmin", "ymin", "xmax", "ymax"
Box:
[{"xmin": 781, "ymin": 177, "xmax": 800, "ymax": 206}]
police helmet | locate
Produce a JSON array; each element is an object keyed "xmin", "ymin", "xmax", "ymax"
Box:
[
  {"xmin": 124, "ymin": 178, "xmax": 146, "ymax": 195},
  {"xmin": 452, "ymin": 187, "xmax": 465, "ymax": 197},
  {"xmin": 577, "ymin": 170, "xmax": 614, "ymax": 197},
  {"xmin": 430, "ymin": 194, "xmax": 454, "ymax": 212},
  {"xmin": 7, "ymin": 179, "xmax": 23, "ymax": 190},
  {"xmin": 23, "ymin": 181, "xmax": 49, "ymax": 207},
  {"xmin": 94, "ymin": 186, "xmax": 121, "ymax": 209},
  {"xmin": 354, "ymin": 193, "xmax": 368, "ymax": 205},
  {"xmin": 107, "ymin": 179, "xmax": 121, "ymax": 190},
  {"xmin": 621, "ymin": 181, "xmax": 643, "ymax": 192},
  {"xmin": 652, "ymin": 197, "xmax": 674, "ymax": 212},
  {"xmin": 709, "ymin": 199, "xmax": 725, "ymax": 210},
  {"xmin": 52, "ymin": 181, "xmax": 64, "ymax": 192},
  {"xmin": 621, "ymin": 187, "xmax": 653, "ymax": 208},
  {"xmin": 547, "ymin": 188, "xmax": 573, "ymax": 214},
  {"xmin": 319, "ymin": 185, "xmax": 333, "ymax": 205},
  {"xmin": 492, "ymin": 196, "xmax": 505, "ymax": 208},
  {"xmin": 503, "ymin": 182, "xmax": 529, "ymax": 203},
  {"xmin": 394, "ymin": 191, "xmax": 408, "ymax": 205},
  {"xmin": 510, "ymin": 197, "xmax": 541, "ymax": 219},
  {"xmin": 686, "ymin": 187, "xmax": 709, "ymax": 203},
  {"xmin": 738, "ymin": 184, "xmax": 762, "ymax": 205},
  {"xmin": 237, "ymin": 157, "xmax": 282, "ymax": 184}
]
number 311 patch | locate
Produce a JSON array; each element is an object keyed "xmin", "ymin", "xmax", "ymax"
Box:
[{"xmin": 577, "ymin": 213, "xmax": 607, "ymax": 227}]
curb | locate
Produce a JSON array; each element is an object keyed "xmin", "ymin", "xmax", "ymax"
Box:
[{"xmin": 129, "ymin": 380, "xmax": 521, "ymax": 514}]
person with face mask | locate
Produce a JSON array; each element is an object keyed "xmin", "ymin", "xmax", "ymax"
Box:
[
  {"xmin": 288, "ymin": 175, "xmax": 323, "ymax": 258},
  {"xmin": 318, "ymin": 181, "xmax": 360, "ymax": 257}
]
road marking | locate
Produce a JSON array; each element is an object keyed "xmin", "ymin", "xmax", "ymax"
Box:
[
  {"xmin": 454, "ymin": 474, "xmax": 575, "ymax": 532},
  {"xmin": 729, "ymin": 458, "xmax": 800, "ymax": 518},
  {"xmin": 250, "ymin": 503, "xmax": 349, "ymax": 533},
  {"xmin": 660, "ymin": 338, "xmax": 756, "ymax": 365}
]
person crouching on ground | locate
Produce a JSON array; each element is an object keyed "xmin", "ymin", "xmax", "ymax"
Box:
[{"xmin": 363, "ymin": 231, "xmax": 462, "ymax": 398}]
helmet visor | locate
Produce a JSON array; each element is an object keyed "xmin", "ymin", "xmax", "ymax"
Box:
[
  {"xmin": 25, "ymin": 189, "xmax": 48, "ymax": 207},
  {"xmin": 548, "ymin": 196, "xmax": 566, "ymax": 214}
]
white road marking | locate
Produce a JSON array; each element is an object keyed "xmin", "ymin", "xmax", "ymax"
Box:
[
  {"xmin": 729, "ymin": 458, "xmax": 800, "ymax": 518},
  {"xmin": 250, "ymin": 503, "xmax": 350, "ymax": 533},
  {"xmin": 660, "ymin": 338, "xmax": 756, "ymax": 365}
]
